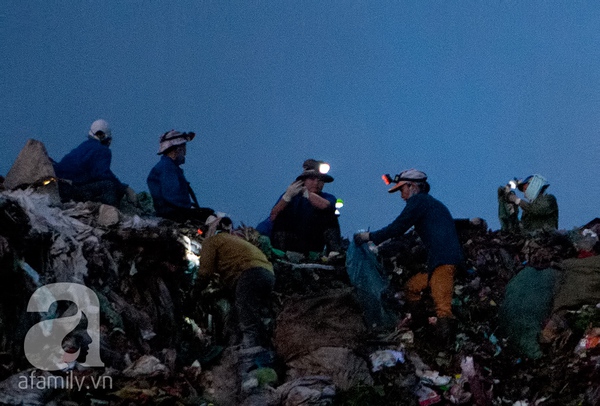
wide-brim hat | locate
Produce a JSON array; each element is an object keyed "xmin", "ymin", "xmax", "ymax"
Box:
[
  {"xmin": 157, "ymin": 130, "xmax": 195, "ymax": 155},
  {"xmin": 296, "ymin": 170, "xmax": 334, "ymax": 183},
  {"xmin": 388, "ymin": 168, "xmax": 427, "ymax": 193},
  {"xmin": 295, "ymin": 159, "xmax": 334, "ymax": 183}
]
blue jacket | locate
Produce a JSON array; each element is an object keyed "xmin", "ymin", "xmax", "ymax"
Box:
[
  {"xmin": 147, "ymin": 155, "xmax": 193, "ymax": 217},
  {"xmin": 370, "ymin": 193, "xmax": 463, "ymax": 273},
  {"xmin": 271, "ymin": 191, "xmax": 338, "ymax": 252},
  {"xmin": 54, "ymin": 139, "xmax": 124, "ymax": 187}
]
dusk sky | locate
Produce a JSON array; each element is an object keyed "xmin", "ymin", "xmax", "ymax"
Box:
[{"xmin": 2, "ymin": 2, "xmax": 599, "ymax": 238}]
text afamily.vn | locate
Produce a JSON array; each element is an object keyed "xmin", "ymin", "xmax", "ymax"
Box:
[{"xmin": 19, "ymin": 370, "xmax": 113, "ymax": 391}]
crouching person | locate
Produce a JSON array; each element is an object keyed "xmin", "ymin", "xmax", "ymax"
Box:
[{"xmin": 197, "ymin": 221, "xmax": 275, "ymax": 350}]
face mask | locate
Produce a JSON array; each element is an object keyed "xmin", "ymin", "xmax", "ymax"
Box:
[{"xmin": 173, "ymin": 154, "xmax": 186, "ymax": 165}]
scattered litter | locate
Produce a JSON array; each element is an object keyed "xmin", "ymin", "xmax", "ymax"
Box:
[
  {"xmin": 369, "ymin": 349, "xmax": 405, "ymax": 372},
  {"xmin": 418, "ymin": 370, "xmax": 452, "ymax": 387},
  {"xmin": 574, "ymin": 327, "xmax": 600, "ymax": 354},
  {"xmin": 122, "ymin": 355, "xmax": 169, "ymax": 378},
  {"xmin": 0, "ymin": 165, "xmax": 599, "ymax": 405},
  {"xmin": 414, "ymin": 383, "xmax": 441, "ymax": 406}
]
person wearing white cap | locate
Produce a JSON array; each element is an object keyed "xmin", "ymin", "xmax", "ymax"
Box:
[
  {"xmin": 54, "ymin": 119, "xmax": 138, "ymax": 206},
  {"xmin": 264, "ymin": 159, "xmax": 342, "ymax": 255},
  {"xmin": 147, "ymin": 130, "xmax": 215, "ymax": 223},
  {"xmin": 354, "ymin": 168, "xmax": 463, "ymax": 345},
  {"xmin": 505, "ymin": 174, "xmax": 558, "ymax": 233}
]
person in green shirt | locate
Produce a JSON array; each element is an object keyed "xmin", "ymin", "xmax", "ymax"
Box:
[{"xmin": 506, "ymin": 174, "xmax": 559, "ymax": 233}]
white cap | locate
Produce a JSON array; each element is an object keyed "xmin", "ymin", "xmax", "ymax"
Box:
[
  {"xmin": 89, "ymin": 119, "xmax": 112, "ymax": 139},
  {"xmin": 157, "ymin": 130, "xmax": 196, "ymax": 155},
  {"xmin": 388, "ymin": 168, "xmax": 427, "ymax": 193}
]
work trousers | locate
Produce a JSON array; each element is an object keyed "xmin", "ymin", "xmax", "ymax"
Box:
[
  {"xmin": 405, "ymin": 264, "xmax": 456, "ymax": 318},
  {"xmin": 235, "ymin": 267, "xmax": 275, "ymax": 349},
  {"xmin": 59, "ymin": 180, "xmax": 124, "ymax": 207}
]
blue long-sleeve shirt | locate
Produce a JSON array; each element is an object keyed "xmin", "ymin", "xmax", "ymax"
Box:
[
  {"xmin": 147, "ymin": 155, "xmax": 193, "ymax": 217},
  {"xmin": 54, "ymin": 139, "xmax": 124, "ymax": 188},
  {"xmin": 270, "ymin": 191, "xmax": 338, "ymax": 252},
  {"xmin": 370, "ymin": 193, "xmax": 463, "ymax": 273}
]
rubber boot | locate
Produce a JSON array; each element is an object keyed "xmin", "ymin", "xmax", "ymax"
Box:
[
  {"xmin": 404, "ymin": 301, "xmax": 427, "ymax": 328},
  {"xmin": 436, "ymin": 317, "xmax": 455, "ymax": 348}
]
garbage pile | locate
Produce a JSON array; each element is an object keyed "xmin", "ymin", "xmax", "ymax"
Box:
[{"xmin": 0, "ymin": 187, "xmax": 599, "ymax": 406}]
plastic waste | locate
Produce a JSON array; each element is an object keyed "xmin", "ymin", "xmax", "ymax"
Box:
[
  {"xmin": 418, "ymin": 370, "xmax": 452, "ymax": 387},
  {"xmin": 369, "ymin": 350, "xmax": 405, "ymax": 372},
  {"xmin": 414, "ymin": 383, "xmax": 441, "ymax": 406},
  {"xmin": 345, "ymin": 241, "xmax": 397, "ymax": 329},
  {"xmin": 574, "ymin": 328, "xmax": 600, "ymax": 354},
  {"xmin": 444, "ymin": 375, "xmax": 472, "ymax": 404}
]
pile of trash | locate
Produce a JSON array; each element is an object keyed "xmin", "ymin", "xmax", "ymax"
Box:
[{"xmin": 0, "ymin": 183, "xmax": 599, "ymax": 405}]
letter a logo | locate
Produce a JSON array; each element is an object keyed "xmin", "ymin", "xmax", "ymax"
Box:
[{"xmin": 24, "ymin": 283, "xmax": 104, "ymax": 371}]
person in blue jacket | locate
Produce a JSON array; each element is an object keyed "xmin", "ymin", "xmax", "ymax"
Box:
[
  {"xmin": 354, "ymin": 168, "xmax": 463, "ymax": 343},
  {"xmin": 265, "ymin": 159, "xmax": 342, "ymax": 255},
  {"xmin": 54, "ymin": 119, "xmax": 137, "ymax": 207},
  {"xmin": 147, "ymin": 130, "xmax": 215, "ymax": 223}
]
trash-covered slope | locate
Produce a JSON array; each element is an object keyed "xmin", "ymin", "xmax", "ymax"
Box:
[{"xmin": 0, "ymin": 189, "xmax": 599, "ymax": 406}]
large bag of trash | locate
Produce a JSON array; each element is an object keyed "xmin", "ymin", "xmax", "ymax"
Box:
[
  {"xmin": 345, "ymin": 241, "xmax": 397, "ymax": 330},
  {"xmin": 286, "ymin": 347, "xmax": 374, "ymax": 390},
  {"xmin": 552, "ymin": 255, "xmax": 600, "ymax": 313},
  {"xmin": 4, "ymin": 139, "xmax": 60, "ymax": 205},
  {"xmin": 498, "ymin": 266, "xmax": 559, "ymax": 359},
  {"xmin": 274, "ymin": 288, "xmax": 366, "ymax": 361}
]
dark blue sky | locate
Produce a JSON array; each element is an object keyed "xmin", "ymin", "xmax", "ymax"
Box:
[{"xmin": 2, "ymin": 2, "xmax": 599, "ymax": 237}]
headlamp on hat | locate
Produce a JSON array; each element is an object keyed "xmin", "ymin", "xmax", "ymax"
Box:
[
  {"xmin": 319, "ymin": 163, "xmax": 330, "ymax": 174},
  {"xmin": 297, "ymin": 159, "xmax": 334, "ymax": 182},
  {"xmin": 383, "ymin": 169, "xmax": 428, "ymax": 193},
  {"xmin": 382, "ymin": 173, "xmax": 404, "ymax": 185},
  {"xmin": 507, "ymin": 178, "xmax": 519, "ymax": 190},
  {"xmin": 302, "ymin": 159, "xmax": 330, "ymax": 173}
]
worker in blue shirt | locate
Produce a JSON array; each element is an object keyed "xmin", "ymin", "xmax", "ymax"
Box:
[
  {"xmin": 54, "ymin": 119, "xmax": 137, "ymax": 207},
  {"xmin": 354, "ymin": 169, "xmax": 463, "ymax": 344},
  {"xmin": 147, "ymin": 130, "xmax": 215, "ymax": 223},
  {"xmin": 267, "ymin": 159, "xmax": 343, "ymax": 255}
]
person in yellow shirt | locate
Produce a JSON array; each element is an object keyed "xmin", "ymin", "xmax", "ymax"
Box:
[{"xmin": 198, "ymin": 225, "xmax": 275, "ymax": 349}]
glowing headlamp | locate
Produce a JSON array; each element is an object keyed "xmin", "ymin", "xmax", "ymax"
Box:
[
  {"xmin": 382, "ymin": 173, "xmax": 402, "ymax": 185},
  {"xmin": 508, "ymin": 178, "xmax": 519, "ymax": 190},
  {"xmin": 319, "ymin": 163, "xmax": 330, "ymax": 174}
]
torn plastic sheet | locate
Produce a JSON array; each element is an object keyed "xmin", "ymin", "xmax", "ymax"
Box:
[{"xmin": 3, "ymin": 189, "xmax": 94, "ymax": 239}]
